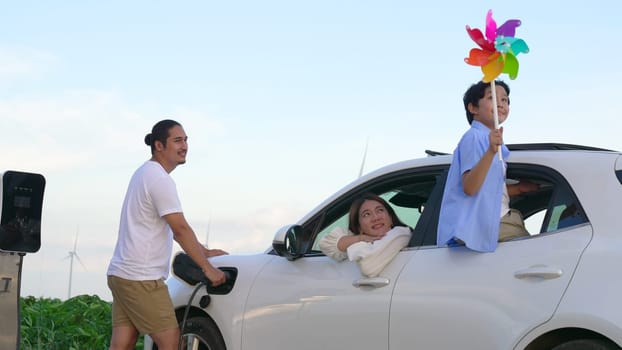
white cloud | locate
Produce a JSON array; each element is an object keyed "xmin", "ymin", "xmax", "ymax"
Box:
[
  {"xmin": 0, "ymin": 46, "xmax": 57, "ymax": 81},
  {"xmin": 0, "ymin": 90, "xmax": 151, "ymax": 172}
]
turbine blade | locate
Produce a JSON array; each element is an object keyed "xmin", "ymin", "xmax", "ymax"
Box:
[
  {"xmin": 74, "ymin": 254, "xmax": 87, "ymax": 270},
  {"xmin": 358, "ymin": 137, "xmax": 369, "ymax": 178},
  {"xmin": 73, "ymin": 229, "xmax": 79, "ymax": 251}
]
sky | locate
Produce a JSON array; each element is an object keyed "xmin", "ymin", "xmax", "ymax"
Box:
[{"xmin": 1, "ymin": 1, "xmax": 621, "ymax": 301}]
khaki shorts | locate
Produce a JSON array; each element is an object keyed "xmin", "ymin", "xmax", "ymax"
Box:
[
  {"xmin": 107, "ymin": 275, "xmax": 178, "ymax": 335},
  {"xmin": 499, "ymin": 208, "xmax": 530, "ymax": 242}
]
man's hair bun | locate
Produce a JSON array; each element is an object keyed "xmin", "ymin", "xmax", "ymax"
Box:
[{"xmin": 144, "ymin": 133, "xmax": 152, "ymax": 146}]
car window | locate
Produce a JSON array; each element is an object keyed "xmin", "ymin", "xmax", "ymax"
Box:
[
  {"xmin": 313, "ymin": 215, "xmax": 349, "ymax": 250},
  {"xmin": 311, "ymin": 191, "xmax": 424, "ymax": 251},
  {"xmin": 505, "ymin": 163, "xmax": 588, "ymax": 236},
  {"xmin": 305, "ymin": 162, "xmax": 588, "ymax": 255},
  {"xmin": 409, "ymin": 163, "xmax": 589, "ymax": 244},
  {"xmin": 309, "ymin": 167, "xmax": 447, "ymax": 252}
]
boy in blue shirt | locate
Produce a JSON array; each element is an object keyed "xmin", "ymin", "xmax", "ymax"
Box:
[{"xmin": 437, "ymin": 80, "xmax": 538, "ymax": 252}]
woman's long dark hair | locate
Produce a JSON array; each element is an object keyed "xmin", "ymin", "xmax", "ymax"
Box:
[{"xmin": 348, "ymin": 192, "xmax": 406, "ymax": 235}]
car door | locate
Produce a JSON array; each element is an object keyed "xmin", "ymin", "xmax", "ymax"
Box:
[
  {"xmin": 389, "ymin": 163, "xmax": 593, "ymax": 350},
  {"xmin": 241, "ymin": 250, "xmax": 412, "ymax": 350},
  {"xmin": 241, "ymin": 167, "xmax": 446, "ymax": 350}
]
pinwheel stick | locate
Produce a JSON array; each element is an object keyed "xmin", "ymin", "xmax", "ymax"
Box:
[{"xmin": 490, "ymin": 80, "xmax": 503, "ymax": 160}]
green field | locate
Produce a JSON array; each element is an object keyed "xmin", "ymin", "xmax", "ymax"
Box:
[{"xmin": 20, "ymin": 295, "xmax": 144, "ymax": 350}]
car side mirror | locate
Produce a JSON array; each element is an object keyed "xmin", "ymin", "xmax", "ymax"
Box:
[{"xmin": 272, "ymin": 224, "xmax": 305, "ymax": 261}]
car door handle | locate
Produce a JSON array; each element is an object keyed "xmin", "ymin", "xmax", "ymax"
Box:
[
  {"xmin": 352, "ymin": 277, "xmax": 390, "ymax": 288},
  {"xmin": 514, "ymin": 265, "xmax": 563, "ymax": 280}
]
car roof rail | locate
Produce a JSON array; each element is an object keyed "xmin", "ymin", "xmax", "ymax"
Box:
[
  {"xmin": 425, "ymin": 143, "xmax": 616, "ymax": 156},
  {"xmin": 425, "ymin": 149, "xmax": 450, "ymax": 156},
  {"xmin": 507, "ymin": 143, "xmax": 616, "ymax": 152}
]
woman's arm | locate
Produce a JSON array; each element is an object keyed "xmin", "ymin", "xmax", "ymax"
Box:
[
  {"xmin": 319, "ymin": 227, "xmax": 354, "ymax": 261},
  {"xmin": 337, "ymin": 234, "xmax": 364, "ymax": 252}
]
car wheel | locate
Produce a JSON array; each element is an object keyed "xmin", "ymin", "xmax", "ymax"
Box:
[
  {"xmin": 180, "ymin": 316, "xmax": 227, "ymax": 350},
  {"xmin": 551, "ymin": 339, "xmax": 619, "ymax": 350}
]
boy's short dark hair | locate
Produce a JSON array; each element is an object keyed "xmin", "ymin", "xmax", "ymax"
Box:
[{"xmin": 463, "ymin": 80, "xmax": 510, "ymax": 124}]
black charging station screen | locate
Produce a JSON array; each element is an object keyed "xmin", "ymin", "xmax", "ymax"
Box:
[
  {"xmin": 14, "ymin": 196, "xmax": 31, "ymax": 209},
  {"xmin": 0, "ymin": 171, "xmax": 45, "ymax": 253}
]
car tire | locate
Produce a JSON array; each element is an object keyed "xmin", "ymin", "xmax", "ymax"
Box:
[
  {"xmin": 180, "ymin": 316, "xmax": 227, "ymax": 350},
  {"xmin": 551, "ymin": 339, "xmax": 619, "ymax": 350},
  {"xmin": 152, "ymin": 316, "xmax": 226, "ymax": 350}
]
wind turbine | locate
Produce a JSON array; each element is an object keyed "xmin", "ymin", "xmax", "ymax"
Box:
[
  {"xmin": 358, "ymin": 137, "xmax": 369, "ymax": 178},
  {"xmin": 65, "ymin": 229, "xmax": 86, "ymax": 299}
]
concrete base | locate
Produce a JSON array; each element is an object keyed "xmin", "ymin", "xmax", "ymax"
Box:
[{"xmin": 0, "ymin": 251, "xmax": 22, "ymax": 350}]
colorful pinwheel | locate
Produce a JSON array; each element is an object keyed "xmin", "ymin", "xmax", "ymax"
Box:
[{"xmin": 465, "ymin": 10, "xmax": 529, "ymax": 83}]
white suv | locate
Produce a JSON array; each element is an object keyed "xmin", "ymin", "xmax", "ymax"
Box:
[{"xmin": 147, "ymin": 144, "xmax": 622, "ymax": 350}]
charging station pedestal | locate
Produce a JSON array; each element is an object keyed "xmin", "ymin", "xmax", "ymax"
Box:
[
  {"xmin": 0, "ymin": 252, "xmax": 24, "ymax": 349},
  {"xmin": 0, "ymin": 171, "xmax": 45, "ymax": 350}
]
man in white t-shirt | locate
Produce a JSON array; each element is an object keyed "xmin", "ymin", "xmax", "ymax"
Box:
[{"xmin": 107, "ymin": 119, "xmax": 226, "ymax": 350}]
